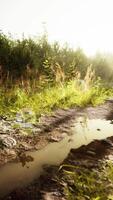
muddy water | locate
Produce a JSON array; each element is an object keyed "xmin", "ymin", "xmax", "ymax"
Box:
[{"xmin": 1, "ymin": 118, "xmax": 113, "ymax": 198}]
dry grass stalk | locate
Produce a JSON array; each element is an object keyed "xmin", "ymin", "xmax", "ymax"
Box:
[
  {"xmin": 84, "ymin": 64, "xmax": 95, "ymax": 89},
  {"xmin": 51, "ymin": 62, "xmax": 65, "ymax": 85}
]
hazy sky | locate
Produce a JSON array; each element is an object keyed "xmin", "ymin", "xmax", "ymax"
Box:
[{"xmin": 0, "ymin": 0, "xmax": 113, "ymax": 55}]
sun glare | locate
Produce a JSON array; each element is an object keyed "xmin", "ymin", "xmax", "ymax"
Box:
[{"xmin": 0, "ymin": 0, "xmax": 113, "ymax": 55}]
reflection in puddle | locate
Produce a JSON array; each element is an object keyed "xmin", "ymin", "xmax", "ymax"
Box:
[
  {"xmin": 1, "ymin": 118, "xmax": 113, "ymax": 198},
  {"xmin": 17, "ymin": 152, "xmax": 34, "ymax": 167}
]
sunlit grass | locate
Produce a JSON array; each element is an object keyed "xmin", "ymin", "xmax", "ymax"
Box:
[{"xmin": 0, "ymin": 80, "xmax": 113, "ymax": 119}]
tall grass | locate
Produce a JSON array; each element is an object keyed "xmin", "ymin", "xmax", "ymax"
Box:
[
  {"xmin": 0, "ymin": 78, "xmax": 112, "ymax": 118},
  {"xmin": 0, "ymin": 64, "xmax": 112, "ymax": 118}
]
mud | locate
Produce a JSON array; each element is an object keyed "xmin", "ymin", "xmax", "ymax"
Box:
[
  {"xmin": 1, "ymin": 100, "xmax": 113, "ymax": 199},
  {"xmin": 0, "ymin": 100, "xmax": 113, "ymax": 167},
  {"xmin": 4, "ymin": 136, "xmax": 113, "ymax": 200}
]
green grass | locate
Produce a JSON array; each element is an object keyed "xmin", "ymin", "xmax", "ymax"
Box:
[
  {"xmin": 0, "ymin": 80, "xmax": 113, "ymax": 119},
  {"xmin": 58, "ymin": 162, "xmax": 113, "ymax": 200}
]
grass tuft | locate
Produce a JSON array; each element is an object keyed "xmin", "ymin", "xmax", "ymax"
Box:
[{"xmin": 0, "ymin": 80, "xmax": 113, "ymax": 118}]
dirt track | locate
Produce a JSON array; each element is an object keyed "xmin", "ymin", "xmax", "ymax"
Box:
[
  {"xmin": 1, "ymin": 99, "xmax": 113, "ymax": 167},
  {"xmin": 1, "ymin": 100, "xmax": 113, "ymax": 200}
]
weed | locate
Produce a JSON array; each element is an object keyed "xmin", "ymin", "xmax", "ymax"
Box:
[
  {"xmin": 58, "ymin": 162, "xmax": 113, "ymax": 200},
  {"xmin": 0, "ymin": 80, "xmax": 113, "ymax": 119}
]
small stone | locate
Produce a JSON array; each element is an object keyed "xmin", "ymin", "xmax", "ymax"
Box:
[
  {"xmin": 0, "ymin": 135, "xmax": 17, "ymax": 148},
  {"xmin": 49, "ymin": 136, "xmax": 60, "ymax": 142},
  {"xmin": 87, "ymin": 150, "xmax": 96, "ymax": 155}
]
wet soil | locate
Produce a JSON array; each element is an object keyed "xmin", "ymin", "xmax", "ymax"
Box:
[
  {"xmin": 1, "ymin": 99, "xmax": 113, "ymax": 199},
  {"xmin": 4, "ymin": 134, "xmax": 113, "ymax": 200},
  {"xmin": 0, "ymin": 99, "xmax": 113, "ymax": 167}
]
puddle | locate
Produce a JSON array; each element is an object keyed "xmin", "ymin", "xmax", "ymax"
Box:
[{"xmin": 1, "ymin": 118, "xmax": 113, "ymax": 198}]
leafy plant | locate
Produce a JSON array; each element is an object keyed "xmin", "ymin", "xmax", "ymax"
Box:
[{"xmin": 58, "ymin": 162, "xmax": 113, "ymax": 200}]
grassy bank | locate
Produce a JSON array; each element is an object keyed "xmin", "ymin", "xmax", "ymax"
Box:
[
  {"xmin": 58, "ymin": 162, "xmax": 113, "ymax": 200},
  {"xmin": 0, "ymin": 79, "xmax": 113, "ymax": 118}
]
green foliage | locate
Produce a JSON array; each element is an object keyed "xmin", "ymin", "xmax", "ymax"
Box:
[
  {"xmin": 0, "ymin": 32, "xmax": 12, "ymax": 68},
  {"xmin": 59, "ymin": 162, "xmax": 113, "ymax": 200},
  {"xmin": 1, "ymin": 31, "xmax": 113, "ymax": 84},
  {"xmin": 0, "ymin": 31, "xmax": 113, "ymax": 119},
  {"xmin": 0, "ymin": 80, "xmax": 112, "ymax": 118},
  {"xmin": 91, "ymin": 53, "xmax": 113, "ymax": 82},
  {"xmin": 8, "ymin": 39, "xmax": 33, "ymax": 77}
]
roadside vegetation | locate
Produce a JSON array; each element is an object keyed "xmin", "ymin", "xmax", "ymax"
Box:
[
  {"xmin": 58, "ymin": 162, "xmax": 113, "ymax": 200},
  {"xmin": 1, "ymin": 78, "xmax": 113, "ymax": 118},
  {"xmin": 0, "ymin": 31, "xmax": 113, "ymax": 118},
  {"xmin": 1, "ymin": 31, "xmax": 113, "ymax": 200}
]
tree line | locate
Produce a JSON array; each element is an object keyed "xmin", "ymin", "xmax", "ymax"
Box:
[{"xmin": 0, "ymin": 31, "xmax": 113, "ymax": 86}]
